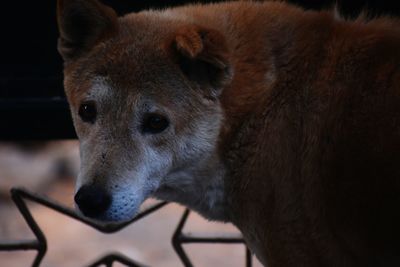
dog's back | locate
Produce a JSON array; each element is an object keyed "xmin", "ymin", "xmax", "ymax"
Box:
[{"xmin": 209, "ymin": 4, "xmax": 400, "ymax": 266}]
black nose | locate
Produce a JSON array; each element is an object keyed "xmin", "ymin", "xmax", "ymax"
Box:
[{"xmin": 74, "ymin": 184, "xmax": 111, "ymax": 218}]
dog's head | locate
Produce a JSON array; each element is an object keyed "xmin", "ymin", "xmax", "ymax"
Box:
[{"xmin": 57, "ymin": 0, "xmax": 232, "ymax": 221}]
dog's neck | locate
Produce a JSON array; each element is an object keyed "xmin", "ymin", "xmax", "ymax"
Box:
[
  {"xmin": 153, "ymin": 152, "xmax": 230, "ymax": 221},
  {"xmin": 152, "ymin": 76, "xmax": 276, "ymax": 222}
]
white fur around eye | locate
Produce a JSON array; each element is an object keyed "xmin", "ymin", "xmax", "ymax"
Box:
[{"xmin": 87, "ymin": 77, "xmax": 113, "ymax": 100}]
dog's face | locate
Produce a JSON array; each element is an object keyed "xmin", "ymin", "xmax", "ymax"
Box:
[{"xmin": 58, "ymin": 0, "xmax": 231, "ymax": 221}]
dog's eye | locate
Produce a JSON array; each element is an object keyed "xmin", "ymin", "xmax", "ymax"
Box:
[
  {"xmin": 142, "ymin": 113, "xmax": 169, "ymax": 134},
  {"xmin": 78, "ymin": 101, "xmax": 97, "ymax": 123}
]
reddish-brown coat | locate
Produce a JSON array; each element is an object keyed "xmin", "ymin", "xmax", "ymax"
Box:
[{"xmin": 58, "ymin": 1, "xmax": 400, "ymax": 266}]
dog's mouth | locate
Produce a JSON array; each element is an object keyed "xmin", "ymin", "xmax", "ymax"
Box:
[
  {"xmin": 75, "ymin": 203, "xmax": 140, "ymax": 223},
  {"xmin": 74, "ymin": 184, "xmax": 146, "ymax": 223},
  {"xmin": 75, "ymin": 181, "xmax": 182, "ymax": 223}
]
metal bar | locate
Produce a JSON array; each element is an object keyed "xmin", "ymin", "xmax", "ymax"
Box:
[
  {"xmin": 246, "ymin": 247, "xmax": 253, "ymax": 267},
  {"xmin": 179, "ymin": 233, "xmax": 245, "ymax": 244},
  {"xmin": 1, "ymin": 188, "xmax": 252, "ymax": 267},
  {"xmin": 86, "ymin": 253, "xmax": 148, "ymax": 267},
  {"xmin": 10, "ymin": 187, "xmax": 168, "ymax": 234},
  {"xmin": 172, "ymin": 208, "xmax": 252, "ymax": 267},
  {"xmin": 172, "ymin": 209, "xmax": 193, "ymax": 267},
  {"xmin": 11, "ymin": 188, "xmax": 47, "ymax": 267},
  {"xmin": 0, "ymin": 240, "xmax": 38, "ymax": 251},
  {"xmin": 1, "ymin": 188, "xmax": 167, "ymax": 267}
]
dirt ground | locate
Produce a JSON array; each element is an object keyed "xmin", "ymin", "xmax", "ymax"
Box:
[{"xmin": 0, "ymin": 141, "xmax": 262, "ymax": 267}]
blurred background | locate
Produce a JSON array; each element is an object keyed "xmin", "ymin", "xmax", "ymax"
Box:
[{"xmin": 0, "ymin": 0, "xmax": 398, "ymax": 266}]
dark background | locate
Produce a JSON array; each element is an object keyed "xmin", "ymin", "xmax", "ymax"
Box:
[{"xmin": 0, "ymin": 0, "xmax": 398, "ymax": 140}]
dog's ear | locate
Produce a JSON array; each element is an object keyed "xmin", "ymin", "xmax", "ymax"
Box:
[
  {"xmin": 57, "ymin": 0, "xmax": 118, "ymax": 62},
  {"xmin": 172, "ymin": 25, "xmax": 232, "ymax": 98}
]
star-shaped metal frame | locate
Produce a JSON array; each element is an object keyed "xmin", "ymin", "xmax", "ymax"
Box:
[{"xmin": 0, "ymin": 188, "xmax": 252, "ymax": 267}]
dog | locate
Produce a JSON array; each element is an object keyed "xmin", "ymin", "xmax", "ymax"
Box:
[{"xmin": 57, "ymin": 0, "xmax": 400, "ymax": 266}]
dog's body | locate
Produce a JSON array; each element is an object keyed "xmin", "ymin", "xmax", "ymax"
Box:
[{"xmin": 57, "ymin": 1, "xmax": 400, "ymax": 266}]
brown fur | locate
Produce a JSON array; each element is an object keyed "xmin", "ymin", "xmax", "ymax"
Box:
[{"xmin": 58, "ymin": 1, "xmax": 400, "ymax": 266}]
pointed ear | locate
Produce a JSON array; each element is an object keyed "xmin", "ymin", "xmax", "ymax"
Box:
[
  {"xmin": 57, "ymin": 0, "xmax": 118, "ymax": 62},
  {"xmin": 172, "ymin": 25, "xmax": 232, "ymax": 98}
]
